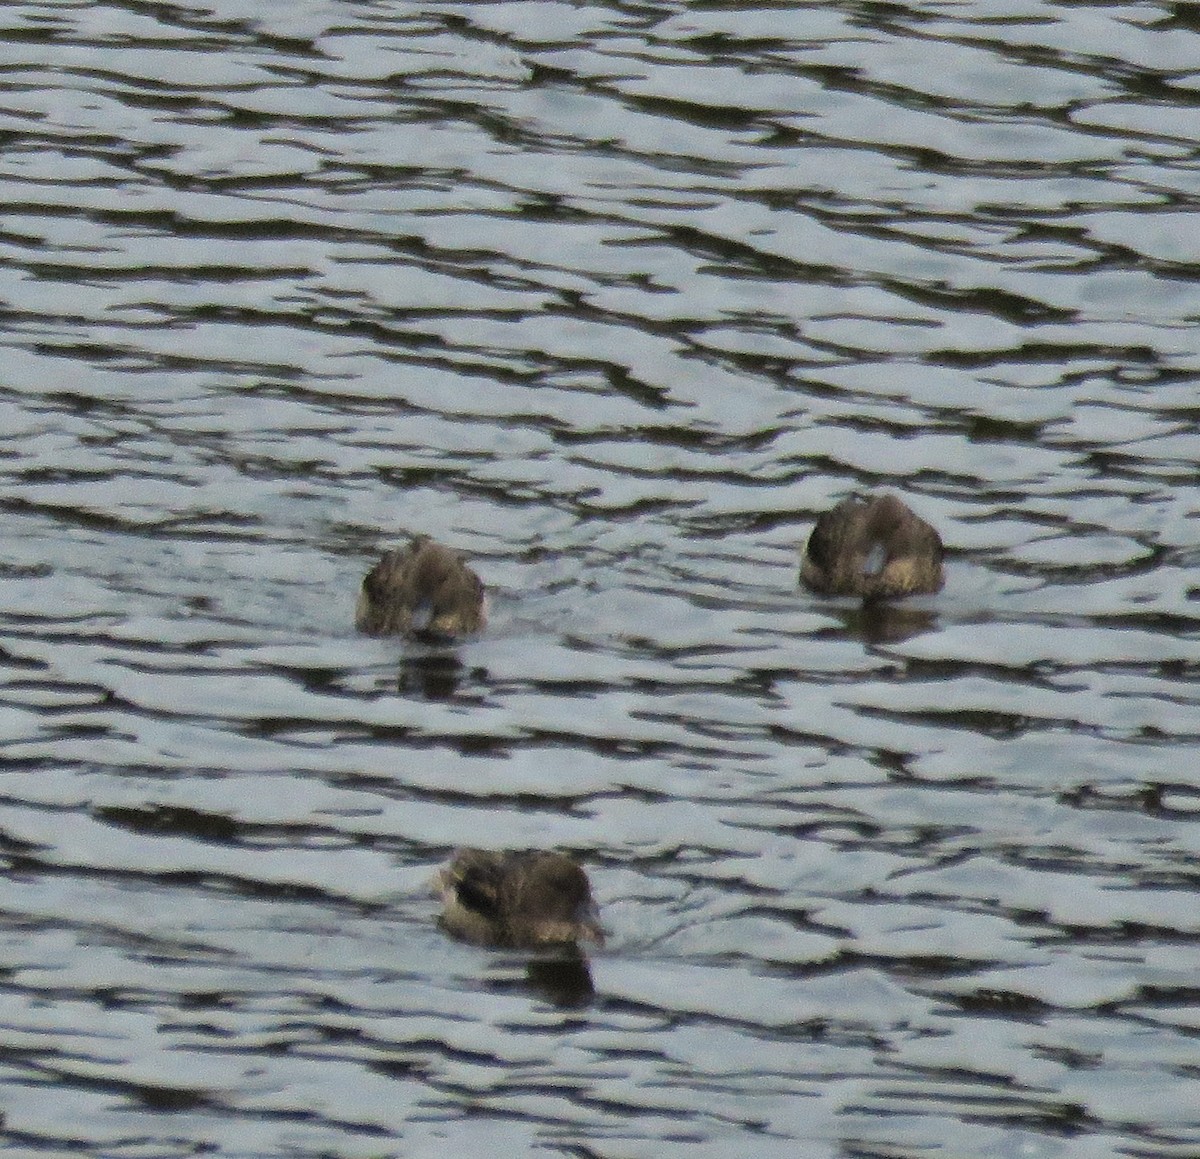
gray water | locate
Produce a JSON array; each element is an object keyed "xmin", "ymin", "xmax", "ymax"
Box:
[{"xmin": 2, "ymin": 1, "xmax": 1200, "ymax": 1156}]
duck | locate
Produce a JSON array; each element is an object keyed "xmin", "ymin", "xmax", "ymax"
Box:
[
  {"xmin": 432, "ymin": 849, "xmax": 604, "ymax": 950},
  {"xmin": 800, "ymin": 493, "xmax": 944, "ymax": 599},
  {"xmin": 356, "ymin": 535, "xmax": 486, "ymax": 638}
]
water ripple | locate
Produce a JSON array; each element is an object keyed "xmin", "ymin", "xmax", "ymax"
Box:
[{"xmin": 1, "ymin": 1, "xmax": 1199, "ymax": 1156}]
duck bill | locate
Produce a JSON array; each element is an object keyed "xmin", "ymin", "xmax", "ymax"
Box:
[{"xmin": 576, "ymin": 902, "xmax": 606, "ymax": 947}]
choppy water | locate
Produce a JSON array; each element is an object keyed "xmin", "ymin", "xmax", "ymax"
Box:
[{"xmin": 2, "ymin": 1, "xmax": 1200, "ymax": 1156}]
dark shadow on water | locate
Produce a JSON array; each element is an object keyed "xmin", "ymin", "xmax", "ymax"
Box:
[
  {"xmin": 525, "ymin": 951, "xmax": 596, "ymax": 1008},
  {"xmin": 397, "ymin": 650, "xmax": 466, "ymax": 700},
  {"xmin": 483, "ymin": 950, "xmax": 597, "ymax": 1009},
  {"xmin": 839, "ymin": 599, "xmax": 939, "ymax": 645}
]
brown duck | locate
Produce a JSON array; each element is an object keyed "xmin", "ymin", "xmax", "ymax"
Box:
[
  {"xmin": 433, "ymin": 849, "xmax": 604, "ymax": 950},
  {"xmin": 356, "ymin": 535, "xmax": 486, "ymax": 638},
  {"xmin": 800, "ymin": 493, "xmax": 944, "ymax": 599}
]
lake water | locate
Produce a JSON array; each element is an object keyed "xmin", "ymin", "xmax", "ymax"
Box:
[{"xmin": 2, "ymin": 2, "xmax": 1200, "ymax": 1156}]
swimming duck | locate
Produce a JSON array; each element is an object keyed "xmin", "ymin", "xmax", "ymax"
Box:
[
  {"xmin": 800, "ymin": 493, "xmax": 944, "ymax": 599},
  {"xmin": 356, "ymin": 535, "xmax": 486, "ymax": 638},
  {"xmin": 433, "ymin": 849, "xmax": 604, "ymax": 950}
]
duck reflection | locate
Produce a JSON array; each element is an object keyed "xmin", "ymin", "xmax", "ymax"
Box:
[
  {"xmin": 396, "ymin": 650, "xmax": 466, "ymax": 700},
  {"xmin": 477, "ymin": 949, "xmax": 597, "ymax": 1008},
  {"xmin": 839, "ymin": 598, "xmax": 939, "ymax": 645},
  {"xmin": 524, "ymin": 950, "xmax": 596, "ymax": 1008}
]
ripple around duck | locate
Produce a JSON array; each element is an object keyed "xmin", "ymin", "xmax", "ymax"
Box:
[{"xmin": 3, "ymin": 0, "xmax": 1200, "ymax": 1156}]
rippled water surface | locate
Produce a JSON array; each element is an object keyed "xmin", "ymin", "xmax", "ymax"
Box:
[{"xmin": 3, "ymin": 1, "xmax": 1200, "ymax": 1156}]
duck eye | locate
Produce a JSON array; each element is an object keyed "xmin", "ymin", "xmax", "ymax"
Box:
[{"xmin": 456, "ymin": 875, "xmax": 498, "ymax": 917}]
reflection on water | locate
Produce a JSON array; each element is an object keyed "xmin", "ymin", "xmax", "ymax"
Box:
[
  {"xmin": 522, "ymin": 953, "xmax": 597, "ymax": 1010},
  {"xmin": 2, "ymin": 0, "xmax": 1200, "ymax": 1156},
  {"xmin": 398, "ymin": 651, "xmax": 471, "ymax": 701},
  {"xmin": 829, "ymin": 598, "xmax": 940, "ymax": 646}
]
